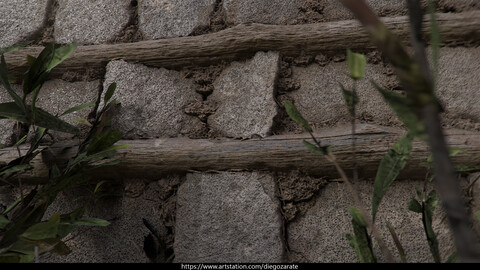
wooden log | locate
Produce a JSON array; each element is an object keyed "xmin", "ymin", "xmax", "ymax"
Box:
[
  {"xmin": 4, "ymin": 11, "xmax": 480, "ymax": 82},
  {"xmin": 1, "ymin": 124, "xmax": 479, "ymax": 184}
]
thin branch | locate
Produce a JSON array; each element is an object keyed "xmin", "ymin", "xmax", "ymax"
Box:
[
  {"xmin": 306, "ymin": 129, "xmax": 395, "ymax": 262},
  {"xmin": 339, "ymin": 0, "xmax": 480, "ymax": 262}
]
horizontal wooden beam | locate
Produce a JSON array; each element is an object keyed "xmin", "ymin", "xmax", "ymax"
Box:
[
  {"xmin": 1, "ymin": 124, "xmax": 479, "ymax": 184},
  {"xmin": 4, "ymin": 11, "xmax": 480, "ymax": 82}
]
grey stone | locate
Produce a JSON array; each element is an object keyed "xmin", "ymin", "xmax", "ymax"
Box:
[
  {"xmin": 0, "ymin": 80, "xmax": 99, "ymax": 145},
  {"xmin": 223, "ymin": 0, "xmax": 298, "ymax": 25},
  {"xmin": 103, "ymin": 60, "xmax": 204, "ymax": 139},
  {"xmin": 0, "ymin": 0, "xmax": 49, "ymax": 49},
  {"xmin": 208, "ymin": 51, "xmax": 280, "ymax": 138},
  {"xmin": 436, "ymin": 0, "xmax": 480, "ymax": 12},
  {"xmin": 436, "ymin": 47, "xmax": 480, "ymax": 123},
  {"xmin": 34, "ymin": 79, "xmax": 100, "ymax": 140},
  {"xmin": 0, "ymin": 84, "xmax": 21, "ymax": 146},
  {"xmin": 287, "ymin": 179, "xmax": 454, "ymax": 263},
  {"xmin": 319, "ymin": 0, "xmax": 407, "ymax": 21},
  {"xmin": 288, "ymin": 62, "xmax": 398, "ymax": 128},
  {"xmin": 316, "ymin": 0, "xmax": 480, "ymax": 22},
  {"xmin": 174, "ymin": 172, "xmax": 284, "ymax": 263},
  {"xmin": 42, "ymin": 178, "xmax": 172, "ymax": 263},
  {"xmin": 138, "ymin": 0, "xmax": 216, "ymax": 39},
  {"xmin": 54, "ymin": 0, "xmax": 130, "ymax": 44}
]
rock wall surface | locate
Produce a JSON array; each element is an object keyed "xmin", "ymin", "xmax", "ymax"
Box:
[{"xmin": 1, "ymin": 0, "xmax": 480, "ymax": 263}]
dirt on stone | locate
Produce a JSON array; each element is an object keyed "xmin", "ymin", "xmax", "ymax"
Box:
[
  {"xmin": 275, "ymin": 171, "xmax": 328, "ymax": 222},
  {"xmin": 296, "ymin": 0, "xmax": 326, "ymax": 24}
]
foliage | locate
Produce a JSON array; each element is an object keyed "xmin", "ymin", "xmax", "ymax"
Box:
[
  {"xmin": 408, "ymin": 189, "xmax": 441, "ymax": 262},
  {"xmin": 284, "ymin": 40, "xmax": 467, "ymax": 261},
  {"xmin": 0, "ymin": 42, "xmax": 127, "ymax": 262},
  {"xmin": 371, "ymin": 132, "xmax": 413, "ymax": 222}
]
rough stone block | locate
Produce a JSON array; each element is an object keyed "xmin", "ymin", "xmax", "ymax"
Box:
[
  {"xmin": 313, "ymin": 0, "xmax": 480, "ymax": 22},
  {"xmin": 138, "ymin": 0, "xmax": 216, "ymax": 39},
  {"xmin": 223, "ymin": 0, "xmax": 299, "ymax": 25},
  {"xmin": 0, "ymin": 83, "xmax": 21, "ymax": 146},
  {"xmin": 42, "ymin": 178, "xmax": 174, "ymax": 263},
  {"xmin": 103, "ymin": 60, "xmax": 205, "ymax": 139},
  {"xmin": 0, "ymin": 0, "xmax": 49, "ymax": 49},
  {"xmin": 319, "ymin": 0, "xmax": 408, "ymax": 21},
  {"xmin": 436, "ymin": 47, "xmax": 480, "ymax": 124},
  {"xmin": 287, "ymin": 180, "xmax": 454, "ymax": 263},
  {"xmin": 54, "ymin": 0, "xmax": 130, "ymax": 44},
  {"xmin": 208, "ymin": 51, "xmax": 280, "ymax": 138},
  {"xmin": 35, "ymin": 79, "xmax": 100, "ymax": 139},
  {"xmin": 174, "ymin": 172, "xmax": 284, "ymax": 263},
  {"xmin": 0, "ymin": 80, "xmax": 99, "ymax": 145},
  {"xmin": 288, "ymin": 62, "xmax": 398, "ymax": 128}
]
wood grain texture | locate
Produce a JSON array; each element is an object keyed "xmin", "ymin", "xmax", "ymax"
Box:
[
  {"xmin": 4, "ymin": 11, "xmax": 480, "ymax": 82},
  {"xmin": 1, "ymin": 124, "xmax": 479, "ymax": 184}
]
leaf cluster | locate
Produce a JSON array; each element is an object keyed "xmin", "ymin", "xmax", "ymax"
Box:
[{"xmin": 0, "ymin": 42, "xmax": 127, "ymax": 262}]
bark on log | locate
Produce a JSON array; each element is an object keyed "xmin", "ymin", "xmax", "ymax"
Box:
[
  {"xmin": 4, "ymin": 11, "xmax": 480, "ymax": 82},
  {"xmin": 1, "ymin": 124, "xmax": 479, "ymax": 184}
]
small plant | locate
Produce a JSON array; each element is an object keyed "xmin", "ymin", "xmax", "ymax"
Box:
[
  {"xmin": 284, "ymin": 1, "xmax": 479, "ymax": 262},
  {"xmin": 0, "ymin": 42, "xmax": 128, "ymax": 262}
]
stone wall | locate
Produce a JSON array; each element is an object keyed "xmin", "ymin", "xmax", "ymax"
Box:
[{"xmin": 1, "ymin": 0, "xmax": 480, "ymax": 263}]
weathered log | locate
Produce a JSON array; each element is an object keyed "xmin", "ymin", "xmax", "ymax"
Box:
[
  {"xmin": 4, "ymin": 11, "xmax": 480, "ymax": 82},
  {"xmin": 1, "ymin": 124, "xmax": 479, "ymax": 184}
]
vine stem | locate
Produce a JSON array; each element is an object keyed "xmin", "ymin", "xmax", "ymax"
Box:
[
  {"xmin": 340, "ymin": 0, "xmax": 480, "ymax": 262},
  {"xmin": 308, "ymin": 132, "xmax": 396, "ymax": 262},
  {"xmin": 351, "ymin": 80, "xmax": 359, "ymax": 193}
]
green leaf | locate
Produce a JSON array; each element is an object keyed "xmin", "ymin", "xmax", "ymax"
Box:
[
  {"xmin": 349, "ymin": 216, "xmax": 376, "ymax": 263},
  {"xmin": 0, "ymin": 102, "xmax": 27, "ymax": 122},
  {"xmin": 424, "ymin": 191, "xmax": 440, "ymax": 263},
  {"xmin": 104, "ymin": 82, "xmax": 116, "ymax": 104},
  {"xmin": 26, "ymin": 54, "xmax": 36, "ymax": 67},
  {"xmin": 0, "ymin": 164, "xmax": 33, "ymax": 177},
  {"xmin": 70, "ymin": 218, "xmax": 110, "ymax": 226},
  {"xmin": 348, "ymin": 206, "xmax": 367, "ymax": 227},
  {"xmin": 50, "ymin": 240, "xmax": 71, "ymax": 255},
  {"xmin": 284, "ymin": 100, "xmax": 312, "ymax": 132},
  {"xmin": 340, "ymin": 83, "xmax": 359, "ymax": 116},
  {"xmin": 372, "ymin": 132, "xmax": 413, "ymax": 221},
  {"xmin": 455, "ymin": 166, "xmax": 480, "ymax": 173},
  {"xmin": 408, "ymin": 197, "xmax": 422, "ymax": 213},
  {"xmin": 302, "ymin": 140, "xmax": 329, "ymax": 156},
  {"xmin": 87, "ymin": 130, "xmax": 124, "ymax": 155},
  {"xmin": 9, "ymin": 237, "xmax": 60, "ymax": 256},
  {"xmin": 23, "ymin": 42, "xmax": 77, "ymax": 97},
  {"xmin": 2, "ymin": 197, "xmax": 22, "ymax": 215},
  {"xmin": 23, "ymin": 44, "xmax": 54, "ymax": 96},
  {"xmin": 0, "ymin": 55, "xmax": 25, "ymax": 111},
  {"xmin": 84, "ymin": 144, "xmax": 130, "ymax": 164},
  {"xmin": 94, "ymin": 180, "xmax": 109, "ymax": 194},
  {"xmin": 13, "ymin": 134, "xmax": 27, "ymax": 147},
  {"xmin": 428, "ymin": 146, "xmax": 465, "ymax": 165},
  {"xmin": 0, "ymin": 102, "xmax": 79, "ymax": 134},
  {"xmin": 71, "ymin": 117, "xmax": 92, "ymax": 126},
  {"xmin": 372, "ymin": 81, "xmax": 427, "ymax": 141},
  {"xmin": 425, "ymin": 190, "xmax": 438, "ymax": 214},
  {"xmin": 60, "ymin": 101, "xmax": 95, "ymax": 116},
  {"xmin": 0, "ymin": 41, "xmax": 32, "ymax": 55},
  {"xmin": 475, "ymin": 210, "xmax": 480, "ymax": 222},
  {"xmin": 33, "ymin": 107, "xmax": 80, "ymax": 134},
  {"xmin": 0, "ymin": 254, "xmax": 22, "ymax": 263},
  {"xmin": 445, "ymin": 252, "xmax": 457, "ymax": 263},
  {"xmin": 21, "ymin": 213, "xmax": 60, "ymax": 240},
  {"xmin": 0, "ymin": 215, "xmax": 10, "ymax": 229},
  {"xmin": 46, "ymin": 42, "xmax": 77, "ymax": 72},
  {"xmin": 347, "ymin": 49, "xmax": 366, "ymax": 80}
]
